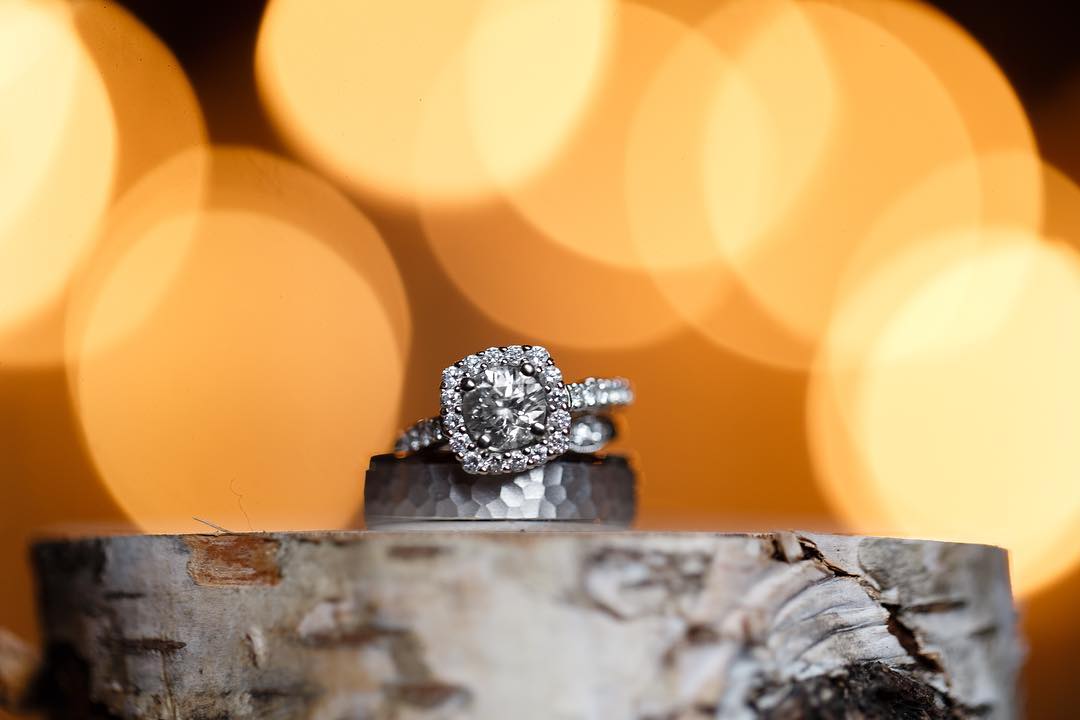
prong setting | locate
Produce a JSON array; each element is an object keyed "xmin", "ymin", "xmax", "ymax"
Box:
[{"xmin": 441, "ymin": 345, "xmax": 571, "ymax": 476}]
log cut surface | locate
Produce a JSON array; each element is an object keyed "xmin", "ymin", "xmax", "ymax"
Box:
[{"xmin": 26, "ymin": 531, "xmax": 1019, "ymax": 719}]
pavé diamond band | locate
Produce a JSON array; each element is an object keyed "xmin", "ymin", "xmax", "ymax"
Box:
[{"xmin": 394, "ymin": 345, "xmax": 632, "ymax": 475}]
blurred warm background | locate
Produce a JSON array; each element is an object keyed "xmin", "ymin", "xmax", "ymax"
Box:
[{"xmin": 1, "ymin": 0, "xmax": 1079, "ymax": 714}]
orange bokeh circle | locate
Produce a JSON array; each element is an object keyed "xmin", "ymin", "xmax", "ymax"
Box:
[
  {"xmin": 256, "ymin": 0, "xmax": 615, "ymax": 205},
  {"xmin": 639, "ymin": 0, "xmax": 1039, "ymax": 370},
  {"xmin": 0, "ymin": 0, "xmax": 116, "ymax": 354},
  {"xmin": 69, "ymin": 148, "xmax": 410, "ymax": 532},
  {"xmin": 810, "ymin": 226, "xmax": 1080, "ymax": 597},
  {"xmin": 0, "ymin": 0, "xmax": 206, "ymax": 365}
]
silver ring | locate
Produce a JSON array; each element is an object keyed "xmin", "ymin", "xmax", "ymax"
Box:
[
  {"xmin": 394, "ymin": 345, "xmax": 632, "ymax": 475},
  {"xmin": 364, "ymin": 452, "xmax": 636, "ymax": 526}
]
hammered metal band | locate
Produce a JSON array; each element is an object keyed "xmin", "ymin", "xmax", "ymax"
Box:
[{"xmin": 364, "ymin": 453, "xmax": 636, "ymax": 527}]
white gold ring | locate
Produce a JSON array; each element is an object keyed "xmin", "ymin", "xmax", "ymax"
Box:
[{"xmin": 394, "ymin": 345, "xmax": 632, "ymax": 475}]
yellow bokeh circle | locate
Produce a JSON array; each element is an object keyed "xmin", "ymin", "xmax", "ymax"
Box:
[
  {"xmin": 0, "ymin": 0, "xmax": 116, "ymax": 348},
  {"xmin": 0, "ymin": 0, "xmax": 206, "ymax": 365},
  {"xmin": 69, "ymin": 148, "xmax": 410, "ymax": 532},
  {"xmin": 810, "ymin": 228, "xmax": 1080, "ymax": 596},
  {"xmin": 638, "ymin": 0, "xmax": 1039, "ymax": 370},
  {"xmin": 256, "ymin": 0, "xmax": 615, "ymax": 204}
]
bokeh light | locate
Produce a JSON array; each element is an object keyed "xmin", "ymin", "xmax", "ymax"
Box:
[
  {"xmin": 0, "ymin": 0, "xmax": 115, "ymax": 354},
  {"xmin": 256, "ymin": 0, "xmax": 614, "ymax": 204},
  {"xmin": 810, "ymin": 228, "xmax": 1080, "ymax": 596},
  {"xmin": 68, "ymin": 148, "xmax": 409, "ymax": 533},
  {"xmin": 70, "ymin": 0, "xmax": 206, "ymax": 196},
  {"xmin": 832, "ymin": 0, "xmax": 1037, "ymax": 151},
  {"xmin": 653, "ymin": 0, "xmax": 833, "ymax": 267},
  {"xmin": 419, "ymin": 194, "xmax": 692, "ymax": 349},
  {"xmin": 640, "ymin": 0, "xmax": 1039, "ymax": 369},
  {"xmin": 704, "ymin": 0, "xmax": 973, "ymax": 363},
  {"xmin": 624, "ymin": 0, "xmax": 836, "ymax": 366},
  {"xmin": 492, "ymin": 3, "xmax": 768, "ymax": 270},
  {"xmin": 65, "ymin": 149, "xmax": 211, "ymax": 359},
  {"xmin": 0, "ymin": 0, "xmax": 206, "ymax": 366},
  {"xmin": 416, "ymin": 2, "xmax": 793, "ymax": 350},
  {"xmin": 820, "ymin": 0, "xmax": 1043, "ymax": 230}
]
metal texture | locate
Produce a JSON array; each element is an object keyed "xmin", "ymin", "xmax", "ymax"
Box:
[{"xmin": 363, "ymin": 452, "xmax": 636, "ymax": 526}]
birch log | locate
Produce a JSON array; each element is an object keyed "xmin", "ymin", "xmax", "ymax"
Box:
[{"xmin": 19, "ymin": 531, "xmax": 1018, "ymax": 719}]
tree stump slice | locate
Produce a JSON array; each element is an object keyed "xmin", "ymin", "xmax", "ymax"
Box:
[{"xmin": 24, "ymin": 531, "xmax": 1019, "ymax": 719}]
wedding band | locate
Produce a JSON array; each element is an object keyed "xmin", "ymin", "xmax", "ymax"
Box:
[
  {"xmin": 393, "ymin": 345, "xmax": 632, "ymax": 475},
  {"xmin": 364, "ymin": 452, "xmax": 636, "ymax": 526}
]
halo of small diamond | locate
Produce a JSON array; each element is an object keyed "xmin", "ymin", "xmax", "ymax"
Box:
[
  {"xmin": 481, "ymin": 346, "xmax": 504, "ymax": 367},
  {"xmin": 442, "ymin": 365, "xmax": 462, "ymax": 389},
  {"xmin": 441, "ymin": 344, "xmax": 572, "ymax": 475},
  {"xmin": 463, "ymin": 353, "xmax": 484, "ymax": 374},
  {"xmin": 551, "ymin": 409, "xmax": 572, "ymax": 432}
]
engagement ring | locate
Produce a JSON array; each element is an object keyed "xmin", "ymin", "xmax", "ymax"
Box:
[{"xmin": 394, "ymin": 345, "xmax": 632, "ymax": 475}]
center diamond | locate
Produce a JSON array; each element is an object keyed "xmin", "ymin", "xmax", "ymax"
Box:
[{"xmin": 461, "ymin": 365, "xmax": 548, "ymax": 451}]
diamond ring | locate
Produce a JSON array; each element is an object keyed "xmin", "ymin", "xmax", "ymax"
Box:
[{"xmin": 394, "ymin": 345, "xmax": 633, "ymax": 475}]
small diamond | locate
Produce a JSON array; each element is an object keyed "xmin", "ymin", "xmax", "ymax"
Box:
[
  {"xmin": 546, "ymin": 396, "xmax": 565, "ymax": 415},
  {"xmin": 525, "ymin": 346, "xmax": 550, "ymax": 366},
  {"xmin": 582, "ymin": 386, "xmax": 597, "ymax": 407},
  {"xmin": 568, "ymin": 414, "xmax": 614, "ymax": 453},
  {"xmin": 449, "ymin": 435, "xmax": 470, "ymax": 454},
  {"xmin": 543, "ymin": 365, "xmax": 562, "ymax": 385},
  {"xmin": 568, "ymin": 385, "xmax": 584, "ymax": 410},
  {"xmin": 509, "ymin": 451, "xmax": 528, "ymax": 472},
  {"xmin": 551, "ymin": 409, "xmax": 572, "ymax": 431},
  {"xmin": 504, "ymin": 346, "xmax": 524, "ymax": 363},
  {"xmin": 482, "ymin": 347, "xmax": 504, "ymax": 366},
  {"xmin": 444, "ymin": 411, "xmax": 463, "ymax": 428},
  {"xmin": 463, "ymin": 451, "xmax": 481, "ymax": 473},
  {"xmin": 464, "ymin": 354, "xmax": 483, "ymax": 373},
  {"xmin": 499, "ymin": 456, "xmax": 514, "ymax": 473},
  {"xmin": 441, "ymin": 388, "xmax": 460, "ymax": 407},
  {"xmin": 442, "ymin": 366, "xmax": 462, "ymax": 388},
  {"xmin": 547, "ymin": 433, "xmax": 569, "ymax": 455}
]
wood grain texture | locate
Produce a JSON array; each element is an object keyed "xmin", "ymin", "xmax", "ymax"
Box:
[{"xmin": 19, "ymin": 531, "xmax": 1018, "ymax": 719}]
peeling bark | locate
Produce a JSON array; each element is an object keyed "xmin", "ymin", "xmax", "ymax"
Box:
[
  {"xmin": 10, "ymin": 531, "xmax": 1019, "ymax": 719},
  {"xmin": 184, "ymin": 535, "xmax": 281, "ymax": 586}
]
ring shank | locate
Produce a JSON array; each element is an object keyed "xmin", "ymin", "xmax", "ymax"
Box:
[
  {"xmin": 393, "ymin": 416, "xmax": 445, "ymax": 453},
  {"xmin": 564, "ymin": 377, "xmax": 633, "ymax": 412}
]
